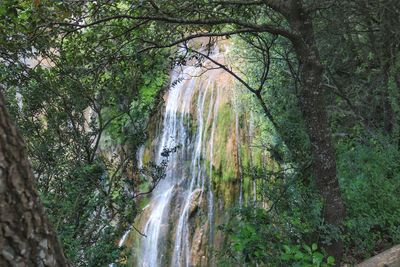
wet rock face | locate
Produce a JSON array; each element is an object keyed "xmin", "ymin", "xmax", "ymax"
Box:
[
  {"xmin": 190, "ymin": 225, "xmax": 206, "ymax": 266},
  {"xmin": 189, "ymin": 189, "xmax": 203, "ymax": 219},
  {"xmin": 187, "ymin": 189, "xmax": 210, "ymax": 267},
  {"xmin": 128, "ymin": 41, "xmax": 253, "ymax": 267}
]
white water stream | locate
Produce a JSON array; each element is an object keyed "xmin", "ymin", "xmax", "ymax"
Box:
[{"xmin": 137, "ymin": 54, "xmax": 223, "ymax": 266}]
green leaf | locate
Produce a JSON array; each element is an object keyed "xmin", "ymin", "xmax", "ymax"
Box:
[
  {"xmin": 303, "ymin": 244, "xmax": 312, "ymax": 254},
  {"xmin": 294, "ymin": 251, "xmax": 304, "ymax": 260},
  {"xmin": 311, "ymin": 243, "xmax": 318, "ymax": 251},
  {"xmin": 327, "ymin": 256, "xmax": 335, "ymax": 265},
  {"xmin": 283, "ymin": 245, "xmax": 291, "ymax": 253}
]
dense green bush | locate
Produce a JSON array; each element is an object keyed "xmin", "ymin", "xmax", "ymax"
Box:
[
  {"xmin": 337, "ymin": 137, "xmax": 400, "ymax": 260},
  {"xmin": 218, "ymin": 205, "xmax": 335, "ymax": 266}
]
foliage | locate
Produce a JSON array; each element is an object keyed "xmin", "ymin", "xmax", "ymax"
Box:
[
  {"xmin": 281, "ymin": 244, "xmax": 335, "ymax": 267},
  {"xmin": 337, "ymin": 137, "xmax": 400, "ymax": 260},
  {"xmin": 221, "ymin": 0, "xmax": 400, "ymax": 264},
  {"xmin": 218, "ymin": 207, "xmax": 282, "ymax": 266},
  {"xmin": 1, "ymin": 1, "xmax": 170, "ymax": 265},
  {"xmin": 219, "ymin": 204, "xmax": 336, "ymax": 266}
]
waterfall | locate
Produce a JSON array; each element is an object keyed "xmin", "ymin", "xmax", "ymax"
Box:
[
  {"xmin": 135, "ymin": 59, "xmax": 222, "ymax": 266},
  {"xmin": 170, "ymin": 77, "xmax": 211, "ymax": 267},
  {"xmin": 138, "ymin": 67, "xmax": 197, "ymax": 267},
  {"xmin": 135, "ymin": 46, "xmax": 240, "ymax": 267}
]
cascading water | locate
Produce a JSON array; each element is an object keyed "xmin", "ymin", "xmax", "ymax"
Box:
[
  {"xmin": 170, "ymin": 77, "xmax": 211, "ymax": 267},
  {"xmin": 135, "ymin": 51, "xmax": 226, "ymax": 266},
  {"xmin": 138, "ymin": 67, "xmax": 195, "ymax": 267},
  {"xmin": 129, "ymin": 43, "xmax": 256, "ymax": 267}
]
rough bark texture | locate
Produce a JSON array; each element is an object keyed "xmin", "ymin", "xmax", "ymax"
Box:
[
  {"xmin": 287, "ymin": 1, "xmax": 346, "ymax": 264},
  {"xmin": 0, "ymin": 92, "xmax": 69, "ymax": 267}
]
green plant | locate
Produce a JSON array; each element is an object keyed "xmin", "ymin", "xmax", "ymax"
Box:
[
  {"xmin": 281, "ymin": 243, "xmax": 335, "ymax": 267},
  {"xmin": 337, "ymin": 137, "xmax": 400, "ymax": 260}
]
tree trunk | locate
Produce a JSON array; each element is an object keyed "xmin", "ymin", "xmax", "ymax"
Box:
[
  {"xmin": 288, "ymin": 2, "xmax": 346, "ymax": 264},
  {"xmin": 0, "ymin": 92, "xmax": 69, "ymax": 266}
]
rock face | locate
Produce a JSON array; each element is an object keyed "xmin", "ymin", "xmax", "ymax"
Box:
[
  {"xmin": 125, "ymin": 41, "xmax": 264, "ymax": 267},
  {"xmin": 355, "ymin": 245, "xmax": 400, "ymax": 267},
  {"xmin": 188, "ymin": 189, "xmax": 203, "ymax": 219},
  {"xmin": 190, "ymin": 223, "xmax": 207, "ymax": 266}
]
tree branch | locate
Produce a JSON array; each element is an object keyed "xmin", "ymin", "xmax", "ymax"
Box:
[
  {"xmin": 53, "ymin": 14, "xmax": 298, "ymax": 43},
  {"xmin": 138, "ymin": 28, "xmax": 264, "ymax": 53}
]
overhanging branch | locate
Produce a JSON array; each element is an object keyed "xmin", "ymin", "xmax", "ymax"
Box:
[
  {"xmin": 138, "ymin": 28, "xmax": 264, "ymax": 53},
  {"xmin": 53, "ymin": 14, "xmax": 298, "ymax": 44}
]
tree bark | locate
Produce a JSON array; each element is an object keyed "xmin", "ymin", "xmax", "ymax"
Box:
[
  {"xmin": 0, "ymin": 91, "xmax": 69, "ymax": 267},
  {"xmin": 287, "ymin": 1, "xmax": 346, "ymax": 264}
]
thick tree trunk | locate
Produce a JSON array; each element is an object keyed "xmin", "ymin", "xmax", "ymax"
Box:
[
  {"xmin": 288, "ymin": 2, "xmax": 346, "ymax": 264},
  {"xmin": 0, "ymin": 92, "xmax": 69, "ymax": 266}
]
